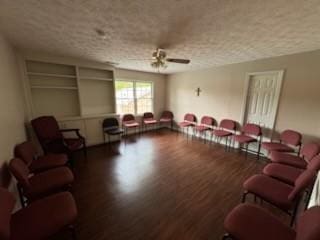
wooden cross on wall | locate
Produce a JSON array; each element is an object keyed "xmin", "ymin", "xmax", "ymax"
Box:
[{"xmin": 195, "ymin": 87, "xmax": 201, "ymax": 96}]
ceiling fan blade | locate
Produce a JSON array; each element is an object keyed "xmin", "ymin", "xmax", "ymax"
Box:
[
  {"xmin": 125, "ymin": 59, "xmax": 154, "ymax": 61},
  {"xmin": 166, "ymin": 58, "xmax": 190, "ymax": 64}
]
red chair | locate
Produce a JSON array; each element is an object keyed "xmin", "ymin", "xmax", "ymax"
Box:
[
  {"xmin": 9, "ymin": 158, "xmax": 74, "ymax": 206},
  {"xmin": 31, "ymin": 116, "xmax": 87, "ymax": 162},
  {"xmin": 263, "ymin": 154, "xmax": 320, "ymax": 186},
  {"xmin": 159, "ymin": 110, "xmax": 174, "ymax": 129},
  {"xmin": 270, "ymin": 142, "xmax": 320, "ymax": 169},
  {"xmin": 194, "ymin": 116, "xmax": 215, "ymax": 143},
  {"xmin": 212, "ymin": 119, "xmax": 236, "ymax": 150},
  {"xmin": 261, "ymin": 129, "xmax": 302, "ymax": 156},
  {"xmin": 14, "ymin": 141, "xmax": 68, "ymax": 173},
  {"xmin": 122, "ymin": 114, "xmax": 140, "ymax": 136},
  {"xmin": 242, "ymin": 169, "xmax": 316, "ymax": 225},
  {"xmin": 142, "ymin": 112, "xmax": 158, "ymax": 132},
  {"xmin": 0, "ymin": 187, "xmax": 77, "ymax": 240},
  {"xmin": 232, "ymin": 123, "xmax": 262, "ymax": 158},
  {"xmin": 179, "ymin": 113, "xmax": 197, "ymax": 138},
  {"xmin": 223, "ymin": 203, "xmax": 320, "ymax": 240}
]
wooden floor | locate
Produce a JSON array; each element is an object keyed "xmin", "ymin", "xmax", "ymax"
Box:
[{"xmin": 65, "ymin": 129, "xmax": 269, "ymax": 240}]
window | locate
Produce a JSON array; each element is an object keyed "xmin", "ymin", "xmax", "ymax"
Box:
[{"xmin": 115, "ymin": 80, "xmax": 153, "ymax": 115}]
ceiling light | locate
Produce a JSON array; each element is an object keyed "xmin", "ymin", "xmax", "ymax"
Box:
[{"xmin": 95, "ymin": 29, "xmax": 107, "ymax": 39}]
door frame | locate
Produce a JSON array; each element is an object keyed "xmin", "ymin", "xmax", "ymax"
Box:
[{"xmin": 240, "ymin": 70, "xmax": 285, "ymax": 137}]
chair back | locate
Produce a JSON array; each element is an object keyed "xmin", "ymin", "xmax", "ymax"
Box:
[
  {"xmin": 288, "ymin": 169, "xmax": 316, "ymax": 201},
  {"xmin": 296, "ymin": 206, "xmax": 320, "ymax": 240},
  {"xmin": 161, "ymin": 111, "xmax": 173, "ymax": 119},
  {"xmin": 280, "ymin": 129, "xmax": 302, "ymax": 146},
  {"xmin": 307, "ymin": 155, "xmax": 320, "ymax": 172},
  {"xmin": 14, "ymin": 141, "xmax": 37, "ymax": 165},
  {"xmin": 301, "ymin": 143, "xmax": 320, "ymax": 161},
  {"xmin": 102, "ymin": 118, "xmax": 119, "ymax": 130},
  {"xmin": 219, "ymin": 119, "xmax": 236, "ymax": 131},
  {"xmin": 0, "ymin": 188, "xmax": 15, "ymax": 240},
  {"xmin": 143, "ymin": 112, "xmax": 154, "ymax": 119},
  {"xmin": 9, "ymin": 158, "xmax": 30, "ymax": 188},
  {"xmin": 242, "ymin": 123, "xmax": 262, "ymax": 137},
  {"xmin": 184, "ymin": 113, "xmax": 196, "ymax": 123},
  {"xmin": 122, "ymin": 114, "xmax": 135, "ymax": 122},
  {"xmin": 31, "ymin": 116, "xmax": 62, "ymax": 142},
  {"xmin": 200, "ymin": 116, "xmax": 214, "ymax": 126}
]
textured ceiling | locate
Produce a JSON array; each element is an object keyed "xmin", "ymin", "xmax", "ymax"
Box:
[{"xmin": 0, "ymin": 0, "xmax": 320, "ymax": 74}]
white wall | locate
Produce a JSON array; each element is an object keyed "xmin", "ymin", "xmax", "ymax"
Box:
[
  {"xmin": 0, "ymin": 34, "xmax": 27, "ymax": 187},
  {"xmin": 166, "ymin": 50, "xmax": 320, "ymax": 142}
]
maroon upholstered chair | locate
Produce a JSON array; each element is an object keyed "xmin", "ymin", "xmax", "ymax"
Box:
[
  {"xmin": 270, "ymin": 142, "xmax": 320, "ymax": 169},
  {"xmin": 0, "ymin": 187, "xmax": 77, "ymax": 240},
  {"xmin": 31, "ymin": 116, "xmax": 87, "ymax": 162},
  {"xmin": 142, "ymin": 112, "xmax": 158, "ymax": 132},
  {"xmin": 159, "ymin": 110, "xmax": 174, "ymax": 129},
  {"xmin": 194, "ymin": 116, "xmax": 215, "ymax": 143},
  {"xmin": 9, "ymin": 158, "xmax": 74, "ymax": 206},
  {"xmin": 223, "ymin": 203, "xmax": 320, "ymax": 240},
  {"xmin": 14, "ymin": 141, "xmax": 68, "ymax": 173},
  {"xmin": 212, "ymin": 119, "xmax": 236, "ymax": 150},
  {"xmin": 242, "ymin": 169, "xmax": 317, "ymax": 225},
  {"xmin": 232, "ymin": 123, "xmax": 262, "ymax": 158},
  {"xmin": 263, "ymin": 163, "xmax": 303, "ymax": 186},
  {"xmin": 261, "ymin": 129, "xmax": 302, "ymax": 155},
  {"xmin": 122, "ymin": 114, "xmax": 140, "ymax": 136},
  {"xmin": 263, "ymin": 155, "xmax": 320, "ymax": 186},
  {"xmin": 179, "ymin": 113, "xmax": 197, "ymax": 138}
]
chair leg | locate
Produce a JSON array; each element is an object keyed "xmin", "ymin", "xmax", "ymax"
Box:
[
  {"xmin": 69, "ymin": 225, "xmax": 77, "ymax": 240},
  {"xmin": 290, "ymin": 201, "xmax": 300, "ymax": 226},
  {"xmin": 17, "ymin": 184, "xmax": 25, "ymax": 208},
  {"xmin": 241, "ymin": 191, "xmax": 249, "ymax": 203},
  {"xmin": 245, "ymin": 143, "xmax": 249, "ymax": 159},
  {"xmin": 83, "ymin": 141, "xmax": 87, "ymax": 159}
]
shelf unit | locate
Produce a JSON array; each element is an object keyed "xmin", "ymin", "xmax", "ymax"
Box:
[
  {"xmin": 25, "ymin": 60, "xmax": 115, "ymax": 119},
  {"xmin": 78, "ymin": 66, "xmax": 115, "ymax": 116}
]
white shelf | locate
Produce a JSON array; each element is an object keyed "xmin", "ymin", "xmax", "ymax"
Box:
[
  {"xmin": 28, "ymin": 72, "xmax": 76, "ymax": 78},
  {"xmin": 31, "ymin": 85, "xmax": 78, "ymax": 90},
  {"xmin": 79, "ymin": 77, "xmax": 113, "ymax": 81}
]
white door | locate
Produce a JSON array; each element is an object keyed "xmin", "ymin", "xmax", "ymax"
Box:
[{"xmin": 242, "ymin": 71, "xmax": 284, "ymax": 153}]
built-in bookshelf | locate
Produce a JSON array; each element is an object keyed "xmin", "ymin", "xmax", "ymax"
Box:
[
  {"xmin": 25, "ymin": 60, "xmax": 115, "ymax": 118},
  {"xmin": 78, "ymin": 67, "xmax": 115, "ymax": 116}
]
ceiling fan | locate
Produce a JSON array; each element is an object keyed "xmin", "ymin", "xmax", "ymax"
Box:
[{"xmin": 150, "ymin": 48, "xmax": 190, "ymax": 69}]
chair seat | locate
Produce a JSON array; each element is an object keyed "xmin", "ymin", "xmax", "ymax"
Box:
[
  {"xmin": 179, "ymin": 121, "xmax": 194, "ymax": 127},
  {"xmin": 123, "ymin": 121, "xmax": 139, "ymax": 128},
  {"xmin": 11, "ymin": 192, "xmax": 77, "ymax": 240},
  {"xmin": 195, "ymin": 125, "xmax": 210, "ymax": 132},
  {"xmin": 224, "ymin": 203, "xmax": 295, "ymax": 240},
  {"xmin": 270, "ymin": 152, "xmax": 307, "ymax": 169},
  {"xmin": 213, "ymin": 129, "xmax": 233, "ymax": 137},
  {"xmin": 243, "ymin": 174, "xmax": 294, "ymax": 211},
  {"xmin": 159, "ymin": 118, "xmax": 172, "ymax": 123},
  {"xmin": 144, "ymin": 118, "xmax": 157, "ymax": 124},
  {"xmin": 30, "ymin": 154, "xmax": 68, "ymax": 172},
  {"xmin": 263, "ymin": 163, "xmax": 303, "ymax": 185},
  {"xmin": 104, "ymin": 127, "xmax": 124, "ymax": 135},
  {"xmin": 26, "ymin": 167, "xmax": 74, "ymax": 200},
  {"xmin": 64, "ymin": 138, "xmax": 84, "ymax": 151},
  {"xmin": 233, "ymin": 134, "xmax": 257, "ymax": 144},
  {"xmin": 261, "ymin": 142, "xmax": 294, "ymax": 153}
]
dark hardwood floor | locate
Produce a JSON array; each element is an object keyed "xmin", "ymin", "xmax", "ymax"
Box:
[{"xmin": 63, "ymin": 129, "xmax": 270, "ymax": 240}]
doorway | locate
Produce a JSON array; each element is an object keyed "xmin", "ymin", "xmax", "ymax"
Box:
[{"xmin": 241, "ymin": 70, "xmax": 284, "ymax": 154}]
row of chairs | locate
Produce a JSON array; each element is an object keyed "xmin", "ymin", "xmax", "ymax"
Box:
[
  {"xmin": 222, "ymin": 142, "xmax": 320, "ymax": 239},
  {"xmin": 178, "ymin": 113, "xmax": 303, "ymax": 158},
  {"xmin": 0, "ymin": 141, "xmax": 78, "ymax": 240},
  {"xmin": 102, "ymin": 111, "xmax": 174, "ymax": 142}
]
